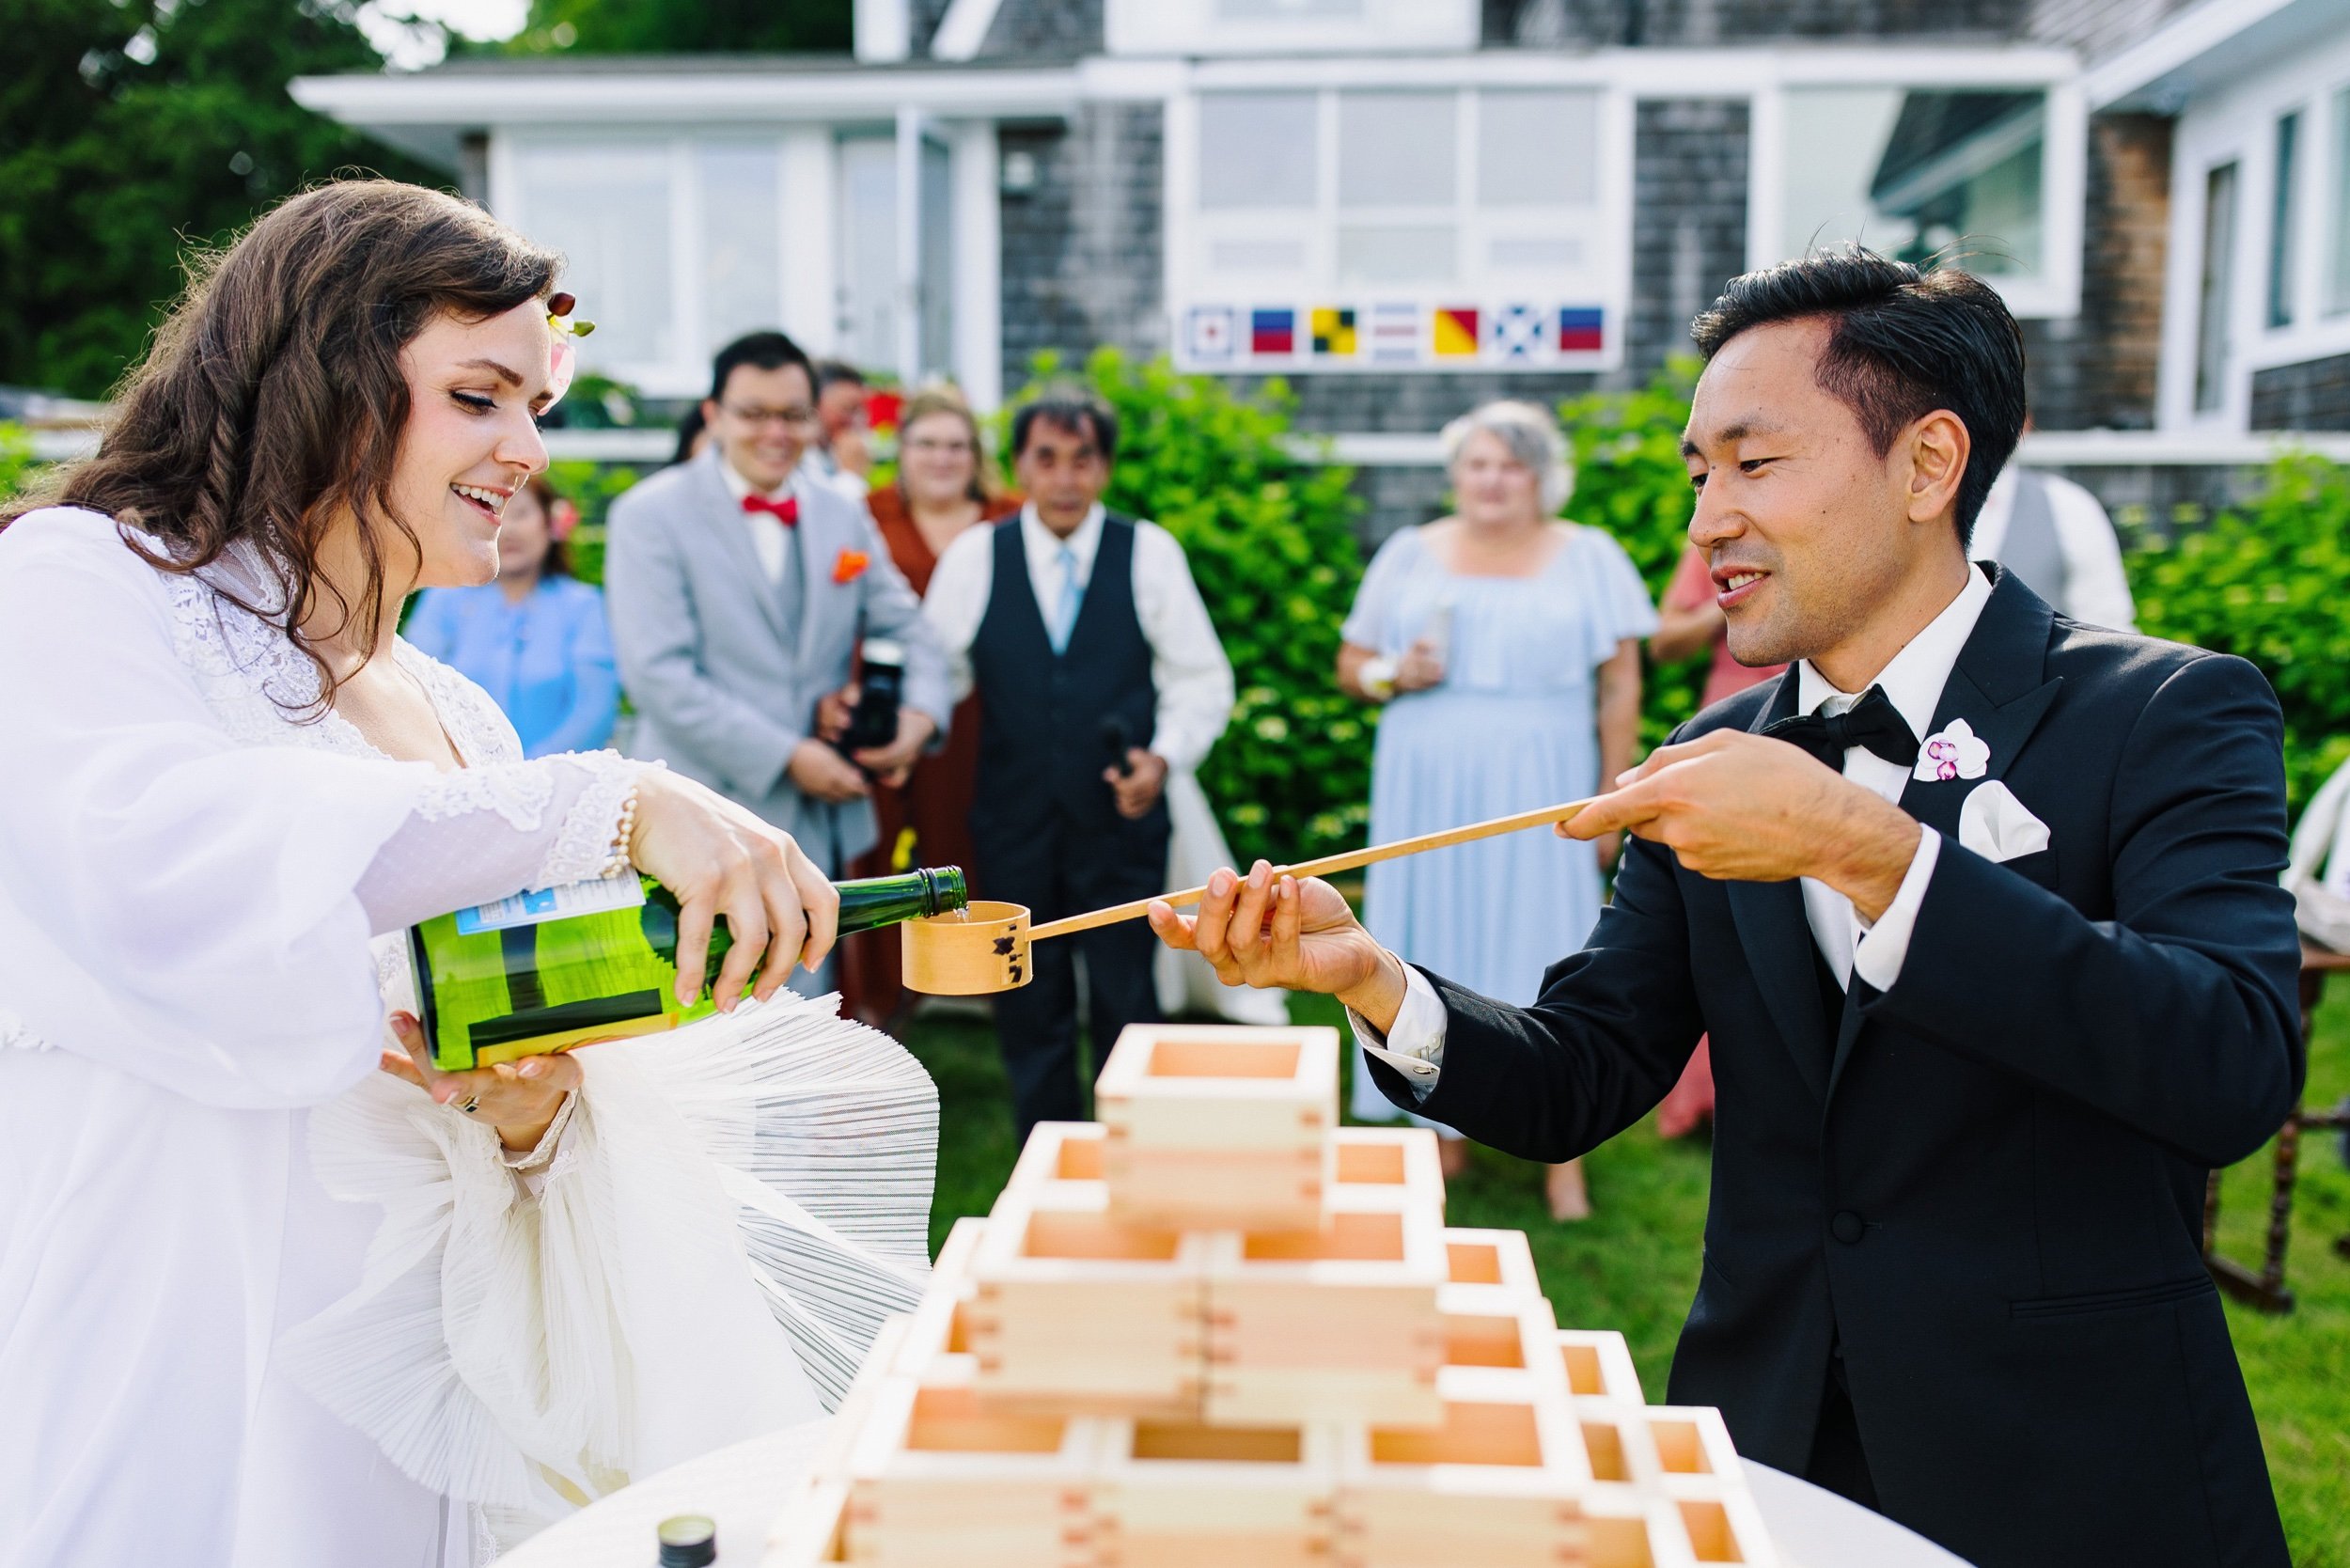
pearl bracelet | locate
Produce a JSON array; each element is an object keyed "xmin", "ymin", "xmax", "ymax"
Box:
[{"xmin": 601, "ymin": 782, "xmax": 640, "ymax": 880}]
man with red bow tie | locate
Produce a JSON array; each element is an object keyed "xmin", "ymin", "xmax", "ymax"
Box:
[{"xmin": 608, "ymin": 330, "xmax": 949, "ymax": 993}]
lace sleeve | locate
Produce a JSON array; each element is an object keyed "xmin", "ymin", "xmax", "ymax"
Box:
[{"xmin": 353, "ymin": 751, "xmax": 650, "ymax": 935}]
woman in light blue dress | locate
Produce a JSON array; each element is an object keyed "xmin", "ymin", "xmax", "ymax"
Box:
[
  {"xmin": 1338, "ymin": 400, "xmax": 1655, "ymax": 1219},
  {"xmin": 405, "ymin": 475, "xmax": 619, "ymax": 758}
]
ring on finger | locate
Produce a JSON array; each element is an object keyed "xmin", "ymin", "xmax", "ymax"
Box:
[{"xmin": 458, "ymin": 1094, "xmax": 481, "ymax": 1115}]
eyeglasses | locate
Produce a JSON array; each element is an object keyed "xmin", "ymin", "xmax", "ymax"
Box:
[
  {"xmin": 720, "ymin": 403, "xmax": 820, "ymax": 431},
  {"xmin": 903, "ymin": 437, "xmax": 977, "ymax": 457}
]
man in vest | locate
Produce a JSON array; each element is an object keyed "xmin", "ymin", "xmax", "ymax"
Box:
[
  {"xmin": 924, "ymin": 386, "xmax": 1235, "ymax": 1137},
  {"xmin": 1968, "ymin": 418, "xmax": 2136, "ymax": 631}
]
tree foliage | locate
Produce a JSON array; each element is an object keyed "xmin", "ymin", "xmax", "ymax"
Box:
[
  {"xmin": 2130, "ymin": 454, "xmax": 2350, "ymax": 811},
  {"xmin": 0, "ymin": 0, "xmax": 437, "ymax": 400},
  {"xmin": 493, "ymin": 0, "xmax": 850, "ymax": 55}
]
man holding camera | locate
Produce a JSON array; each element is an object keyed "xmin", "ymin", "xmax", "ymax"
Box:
[
  {"xmin": 607, "ymin": 330, "xmax": 948, "ymax": 993},
  {"xmin": 925, "ymin": 386, "xmax": 1234, "ymax": 1137}
]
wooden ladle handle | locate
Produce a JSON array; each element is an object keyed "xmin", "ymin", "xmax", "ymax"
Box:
[{"xmin": 1025, "ymin": 796, "xmax": 1595, "ymax": 943}]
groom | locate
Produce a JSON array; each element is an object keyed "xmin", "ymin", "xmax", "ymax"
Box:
[{"xmin": 1152, "ymin": 252, "xmax": 2300, "ymax": 1568}]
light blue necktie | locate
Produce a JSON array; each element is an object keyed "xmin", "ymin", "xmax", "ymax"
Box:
[{"xmin": 1048, "ymin": 543, "xmax": 1084, "ymax": 654}]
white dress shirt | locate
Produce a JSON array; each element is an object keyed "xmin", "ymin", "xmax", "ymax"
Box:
[
  {"xmin": 1970, "ymin": 466, "xmax": 2136, "ymax": 632},
  {"xmin": 923, "ymin": 502, "xmax": 1237, "ymax": 775},
  {"xmin": 1359, "ymin": 564, "xmax": 1996, "ymax": 1096},
  {"xmin": 717, "ymin": 456, "xmax": 800, "ymax": 585}
]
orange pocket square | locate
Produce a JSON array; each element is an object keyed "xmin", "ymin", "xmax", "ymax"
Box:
[{"xmin": 832, "ymin": 548, "xmax": 870, "ymax": 586}]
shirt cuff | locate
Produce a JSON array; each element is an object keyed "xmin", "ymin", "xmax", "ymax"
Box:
[
  {"xmin": 1851, "ymin": 825, "xmax": 1941, "ymax": 993},
  {"xmin": 1347, "ymin": 964, "xmax": 1449, "ymax": 1103},
  {"xmin": 498, "ymin": 1086, "xmax": 580, "ymax": 1197}
]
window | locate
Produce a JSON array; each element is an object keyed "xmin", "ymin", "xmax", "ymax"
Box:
[
  {"xmin": 2268, "ymin": 112, "xmax": 2301, "ymax": 329},
  {"xmin": 2197, "ymin": 161, "xmax": 2241, "ymax": 414},
  {"xmin": 512, "ymin": 146, "xmax": 677, "ymax": 370},
  {"xmin": 699, "ymin": 143, "xmax": 782, "ymax": 353},
  {"xmin": 1174, "ymin": 85, "xmax": 1624, "ymax": 370},
  {"xmin": 1778, "ymin": 87, "xmax": 2045, "ymax": 276},
  {"xmin": 2330, "ymin": 87, "xmax": 2350, "ymax": 316},
  {"xmin": 507, "ymin": 136, "xmax": 801, "ymax": 386}
]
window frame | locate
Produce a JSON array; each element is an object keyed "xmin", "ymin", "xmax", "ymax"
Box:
[
  {"xmin": 1166, "ymin": 64, "xmax": 1637, "ymax": 374},
  {"xmin": 1105, "ymin": 0, "xmax": 1478, "ymax": 59},
  {"xmin": 1746, "ymin": 64, "xmax": 2086, "ymax": 320}
]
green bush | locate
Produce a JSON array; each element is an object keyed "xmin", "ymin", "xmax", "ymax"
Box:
[
  {"xmin": 1559, "ymin": 360, "xmax": 1708, "ymax": 750},
  {"xmin": 1008, "ymin": 349, "xmax": 1368, "ymax": 866},
  {"xmin": 540, "ymin": 458, "xmax": 647, "ymax": 588},
  {"xmin": 0, "ymin": 424, "xmax": 40, "ymax": 504},
  {"xmin": 2130, "ymin": 453, "xmax": 2350, "ymax": 810}
]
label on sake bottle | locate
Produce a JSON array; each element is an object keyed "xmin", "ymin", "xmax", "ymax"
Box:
[{"xmin": 410, "ymin": 867, "xmax": 966, "ymax": 1073}]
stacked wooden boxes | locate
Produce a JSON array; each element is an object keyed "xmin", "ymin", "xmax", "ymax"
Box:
[{"xmin": 765, "ymin": 1024, "xmax": 1779, "ymax": 1568}]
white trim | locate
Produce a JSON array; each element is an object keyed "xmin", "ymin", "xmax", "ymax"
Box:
[
  {"xmin": 1747, "ymin": 75, "xmax": 2084, "ymax": 317},
  {"xmin": 854, "ymin": 0, "xmax": 912, "ymax": 63},
  {"xmin": 779, "ymin": 128, "xmax": 839, "ymax": 359},
  {"xmin": 949, "ymin": 120, "xmax": 1003, "ymax": 409},
  {"xmin": 2084, "ymin": 0, "xmax": 2317, "ymax": 111},
  {"xmin": 1174, "ymin": 46, "xmax": 2078, "ymax": 94},
  {"xmin": 290, "ymin": 68, "xmax": 1081, "ymax": 130},
  {"xmin": 930, "ymin": 0, "xmax": 1006, "ymax": 62},
  {"xmin": 1104, "ymin": 0, "xmax": 1477, "ymax": 59},
  {"xmin": 894, "ymin": 107, "xmax": 926, "ymax": 384}
]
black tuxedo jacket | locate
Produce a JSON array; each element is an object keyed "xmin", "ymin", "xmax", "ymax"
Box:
[{"xmin": 1368, "ymin": 568, "xmax": 2302, "ymax": 1567}]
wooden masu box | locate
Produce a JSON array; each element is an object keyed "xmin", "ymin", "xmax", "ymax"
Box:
[{"xmin": 765, "ymin": 1025, "xmax": 1780, "ymax": 1568}]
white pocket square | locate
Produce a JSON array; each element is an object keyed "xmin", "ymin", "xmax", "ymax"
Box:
[{"xmin": 1958, "ymin": 779, "xmax": 2050, "ymax": 863}]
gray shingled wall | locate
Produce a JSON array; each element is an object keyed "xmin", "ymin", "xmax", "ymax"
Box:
[
  {"xmin": 2251, "ymin": 353, "xmax": 2350, "ymax": 431},
  {"xmin": 999, "ymin": 104, "xmax": 1167, "ymax": 392},
  {"xmin": 980, "ymin": 0, "xmax": 1104, "ymax": 57}
]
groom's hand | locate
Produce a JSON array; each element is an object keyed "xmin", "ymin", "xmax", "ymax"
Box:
[
  {"xmin": 1563, "ymin": 729, "xmax": 1921, "ymax": 921},
  {"xmin": 1146, "ymin": 861, "xmax": 1410, "ymax": 1031}
]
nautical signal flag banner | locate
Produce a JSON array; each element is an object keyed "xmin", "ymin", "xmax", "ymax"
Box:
[
  {"xmin": 1171, "ymin": 300, "xmax": 1618, "ymax": 371},
  {"xmin": 1433, "ymin": 307, "xmax": 1480, "ymax": 357},
  {"xmin": 1184, "ymin": 306, "xmax": 1237, "ymax": 365},
  {"xmin": 1490, "ymin": 304, "xmax": 1544, "ymax": 362},
  {"xmin": 1370, "ymin": 303, "xmax": 1419, "ymax": 363},
  {"xmin": 1251, "ymin": 308, "xmax": 1296, "ymax": 356},
  {"xmin": 1311, "ymin": 306, "xmax": 1357, "ymax": 357},
  {"xmin": 1559, "ymin": 307, "xmax": 1605, "ymax": 353}
]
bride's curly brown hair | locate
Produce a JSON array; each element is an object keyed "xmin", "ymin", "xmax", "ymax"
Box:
[{"xmin": 2, "ymin": 180, "xmax": 561, "ymax": 713}]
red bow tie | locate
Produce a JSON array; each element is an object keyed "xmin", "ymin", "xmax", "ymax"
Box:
[{"xmin": 742, "ymin": 493, "xmax": 799, "ymax": 526}]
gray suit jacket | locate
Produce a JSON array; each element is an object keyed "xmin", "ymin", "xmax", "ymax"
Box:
[{"xmin": 604, "ymin": 450, "xmax": 950, "ymax": 870}]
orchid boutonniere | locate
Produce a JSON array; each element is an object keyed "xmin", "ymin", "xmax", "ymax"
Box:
[
  {"xmin": 543, "ymin": 290, "xmax": 596, "ymax": 411},
  {"xmin": 832, "ymin": 548, "xmax": 871, "ymax": 586}
]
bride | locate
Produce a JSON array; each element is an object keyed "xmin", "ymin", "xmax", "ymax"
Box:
[{"xmin": 0, "ymin": 181, "xmax": 936, "ymax": 1567}]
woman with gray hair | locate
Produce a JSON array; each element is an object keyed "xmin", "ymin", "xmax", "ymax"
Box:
[{"xmin": 1337, "ymin": 400, "xmax": 1656, "ymax": 1220}]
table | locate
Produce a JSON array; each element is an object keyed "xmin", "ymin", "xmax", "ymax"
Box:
[
  {"xmin": 2200, "ymin": 943, "xmax": 2350, "ymax": 1313},
  {"xmin": 494, "ymin": 1423, "xmax": 1972, "ymax": 1568}
]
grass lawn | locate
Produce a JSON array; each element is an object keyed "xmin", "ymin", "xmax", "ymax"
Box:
[{"xmin": 900, "ymin": 981, "xmax": 2350, "ymax": 1564}]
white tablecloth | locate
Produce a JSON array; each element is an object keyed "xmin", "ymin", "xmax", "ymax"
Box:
[{"xmin": 494, "ymin": 1424, "xmax": 1973, "ymax": 1568}]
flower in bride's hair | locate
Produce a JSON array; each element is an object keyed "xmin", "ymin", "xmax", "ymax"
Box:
[{"xmin": 542, "ymin": 292, "xmax": 595, "ymax": 411}]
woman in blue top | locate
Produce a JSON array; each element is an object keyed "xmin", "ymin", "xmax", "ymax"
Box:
[
  {"xmin": 405, "ymin": 474, "xmax": 619, "ymax": 757},
  {"xmin": 1338, "ymin": 400, "xmax": 1656, "ymax": 1221}
]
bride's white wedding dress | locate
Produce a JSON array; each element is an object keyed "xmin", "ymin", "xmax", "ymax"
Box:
[{"xmin": 0, "ymin": 507, "xmax": 936, "ymax": 1568}]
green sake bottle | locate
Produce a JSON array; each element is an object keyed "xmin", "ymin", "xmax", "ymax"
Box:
[{"xmin": 410, "ymin": 866, "xmax": 967, "ymax": 1071}]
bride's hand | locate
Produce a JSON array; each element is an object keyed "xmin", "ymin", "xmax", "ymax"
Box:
[
  {"xmin": 382, "ymin": 1011, "xmax": 581, "ymax": 1152},
  {"xmin": 627, "ymin": 768, "xmax": 841, "ymax": 1007}
]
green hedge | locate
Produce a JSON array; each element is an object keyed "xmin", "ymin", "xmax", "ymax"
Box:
[
  {"xmin": 1006, "ymin": 350, "xmax": 1369, "ymax": 867},
  {"xmin": 2129, "ymin": 453, "xmax": 2350, "ymax": 810},
  {"xmin": 1558, "ymin": 361, "xmax": 1711, "ymax": 751}
]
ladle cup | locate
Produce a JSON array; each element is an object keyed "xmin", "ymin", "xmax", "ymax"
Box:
[{"xmin": 896, "ymin": 796, "xmax": 1593, "ymax": 996}]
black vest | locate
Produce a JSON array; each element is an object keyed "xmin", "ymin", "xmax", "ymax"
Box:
[{"xmin": 969, "ymin": 515, "xmax": 1161, "ymax": 843}]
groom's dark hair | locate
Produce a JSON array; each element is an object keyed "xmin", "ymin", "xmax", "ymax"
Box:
[{"xmin": 1691, "ymin": 246, "xmax": 2027, "ymax": 547}]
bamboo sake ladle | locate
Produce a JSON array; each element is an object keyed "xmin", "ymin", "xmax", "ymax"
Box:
[{"xmin": 898, "ymin": 796, "xmax": 1595, "ymax": 996}]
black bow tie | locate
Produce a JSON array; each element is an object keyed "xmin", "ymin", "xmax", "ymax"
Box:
[{"xmin": 1763, "ymin": 684, "xmax": 1919, "ymax": 770}]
